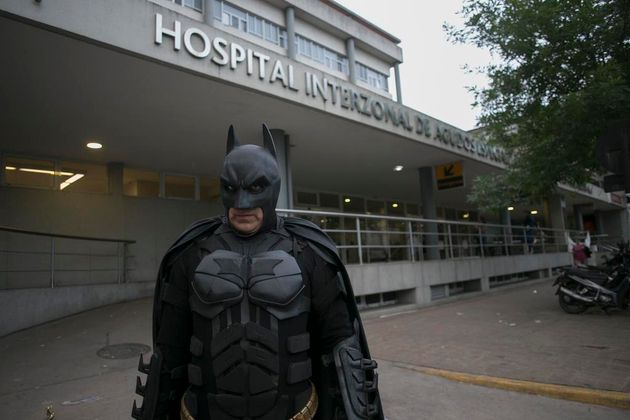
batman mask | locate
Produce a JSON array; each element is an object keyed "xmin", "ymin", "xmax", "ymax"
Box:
[{"xmin": 220, "ymin": 124, "xmax": 281, "ymax": 235}]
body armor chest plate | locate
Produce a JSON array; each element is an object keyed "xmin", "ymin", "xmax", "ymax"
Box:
[
  {"xmin": 192, "ymin": 249, "xmax": 307, "ymax": 320},
  {"xmin": 187, "ymin": 229, "xmax": 312, "ymax": 420}
]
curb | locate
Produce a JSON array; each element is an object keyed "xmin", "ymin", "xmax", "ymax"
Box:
[{"xmin": 393, "ymin": 362, "xmax": 630, "ymax": 410}]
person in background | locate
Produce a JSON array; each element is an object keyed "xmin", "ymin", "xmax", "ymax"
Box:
[
  {"xmin": 572, "ymin": 240, "xmax": 591, "ymax": 266},
  {"xmin": 524, "ymin": 214, "xmax": 537, "ymax": 254}
]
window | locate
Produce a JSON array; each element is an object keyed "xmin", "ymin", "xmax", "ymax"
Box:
[
  {"xmin": 319, "ymin": 192, "xmax": 340, "ymax": 209},
  {"xmin": 298, "ymin": 36, "xmax": 310, "ymax": 57},
  {"xmin": 123, "ymin": 168, "xmax": 160, "ymax": 198},
  {"xmin": 4, "ymin": 156, "xmax": 55, "ymax": 189},
  {"xmin": 263, "ymin": 21, "xmax": 278, "ymax": 43},
  {"xmin": 213, "ymin": 0, "xmax": 222, "ymax": 19},
  {"xmin": 343, "ymin": 195, "xmax": 364, "ymax": 212},
  {"xmin": 170, "ymin": 0, "xmax": 202, "ymax": 12},
  {"xmin": 247, "ymin": 14, "xmax": 263, "ymax": 37},
  {"xmin": 214, "ymin": 1, "xmax": 287, "ymax": 47},
  {"xmin": 278, "ymin": 31, "xmax": 287, "ymax": 48},
  {"xmin": 3, "ymin": 156, "xmax": 107, "ymax": 193},
  {"xmin": 58, "ymin": 161, "xmax": 107, "ymax": 193},
  {"xmin": 295, "ymin": 35, "xmax": 349, "ymax": 75},
  {"xmin": 444, "ymin": 208, "xmax": 457, "ymax": 220},
  {"xmin": 296, "ymin": 191, "xmax": 318, "ymax": 206},
  {"xmin": 366, "ymin": 200, "xmax": 385, "ymax": 215},
  {"xmin": 124, "ymin": 170, "xmax": 217, "ymax": 201},
  {"xmin": 406, "ymin": 203, "xmax": 419, "ymax": 216},
  {"xmin": 165, "ymin": 174, "xmax": 195, "ymax": 199},
  {"xmin": 365, "ymin": 293, "xmax": 381, "ymax": 306},
  {"xmin": 356, "ymin": 62, "xmax": 389, "ymax": 91},
  {"xmin": 223, "ymin": 3, "xmax": 247, "ymax": 30},
  {"xmin": 382, "ymin": 291, "xmax": 397, "ymax": 303},
  {"xmin": 387, "ymin": 201, "xmax": 405, "ymax": 216},
  {"xmin": 358, "ymin": 64, "xmax": 368, "ymax": 80},
  {"xmin": 200, "ymin": 177, "xmax": 220, "ymax": 201},
  {"xmin": 187, "ymin": 0, "xmax": 203, "ymax": 11}
]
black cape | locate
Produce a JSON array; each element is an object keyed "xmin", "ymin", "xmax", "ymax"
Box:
[{"xmin": 152, "ymin": 216, "xmax": 383, "ymax": 419}]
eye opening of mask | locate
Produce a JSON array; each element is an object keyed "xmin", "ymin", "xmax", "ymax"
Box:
[
  {"xmin": 221, "ymin": 179, "xmax": 236, "ymax": 193},
  {"xmin": 247, "ymin": 176, "xmax": 269, "ymax": 194}
]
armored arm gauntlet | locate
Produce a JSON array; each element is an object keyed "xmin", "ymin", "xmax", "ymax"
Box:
[{"xmin": 332, "ymin": 325, "xmax": 380, "ymax": 419}]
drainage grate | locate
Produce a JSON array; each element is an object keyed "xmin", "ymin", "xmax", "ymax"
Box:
[{"xmin": 97, "ymin": 343, "xmax": 151, "ymax": 360}]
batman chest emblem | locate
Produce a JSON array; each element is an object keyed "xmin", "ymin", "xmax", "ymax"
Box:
[{"xmin": 192, "ymin": 249, "xmax": 304, "ymax": 307}]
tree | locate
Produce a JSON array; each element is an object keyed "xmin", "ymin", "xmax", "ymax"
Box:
[{"xmin": 446, "ymin": 0, "xmax": 630, "ymax": 212}]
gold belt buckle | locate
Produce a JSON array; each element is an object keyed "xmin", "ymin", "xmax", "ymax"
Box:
[
  {"xmin": 290, "ymin": 382, "xmax": 318, "ymax": 420},
  {"xmin": 181, "ymin": 396, "xmax": 195, "ymax": 420},
  {"xmin": 180, "ymin": 382, "xmax": 318, "ymax": 420}
]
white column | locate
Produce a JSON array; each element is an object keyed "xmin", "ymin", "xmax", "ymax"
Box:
[
  {"xmin": 203, "ymin": 0, "xmax": 216, "ymax": 27},
  {"xmin": 346, "ymin": 38, "xmax": 357, "ymax": 84},
  {"xmin": 501, "ymin": 209, "xmax": 513, "ymax": 254},
  {"xmin": 285, "ymin": 7, "xmax": 296, "ymax": 59},
  {"xmin": 270, "ymin": 129, "xmax": 293, "ymax": 209},
  {"xmin": 394, "ymin": 63, "xmax": 403, "ymax": 104}
]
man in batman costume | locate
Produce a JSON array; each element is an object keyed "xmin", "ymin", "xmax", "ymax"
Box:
[{"xmin": 132, "ymin": 125, "xmax": 383, "ymax": 420}]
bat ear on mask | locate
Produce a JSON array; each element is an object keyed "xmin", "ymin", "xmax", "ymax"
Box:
[
  {"xmin": 262, "ymin": 124, "xmax": 277, "ymax": 160},
  {"xmin": 226, "ymin": 125, "xmax": 241, "ymax": 155}
]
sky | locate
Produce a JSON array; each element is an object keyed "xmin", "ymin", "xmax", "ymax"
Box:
[{"xmin": 336, "ymin": 0, "xmax": 493, "ymax": 131}]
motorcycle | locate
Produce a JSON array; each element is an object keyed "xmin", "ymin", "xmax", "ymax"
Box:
[{"xmin": 553, "ymin": 242, "xmax": 630, "ymax": 314}]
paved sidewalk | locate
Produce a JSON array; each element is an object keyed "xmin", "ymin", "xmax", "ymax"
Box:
[
  {"xmin": 378, "ymin": 359, "xmax": 629, "ymax": 420},
  {"xmin": 364, "ymin": 278, "xmax": 630, "ymax": 393},
  {"xmin": 0, "ymin": 279, "xmax": 629, "ymax": 419}
]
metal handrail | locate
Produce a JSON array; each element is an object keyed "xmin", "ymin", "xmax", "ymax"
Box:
[
  {"xmin": 276, "ymin": 208, "xmax": 601, "ymax": 265},
  {"xmin": 277, "ymin": 208, "xmax": 586, "ymax": 235},
  {"xmin": 0, "ymin": 226, "xmax": 135, "ymax": 289},
  {"xmin": 0, "ymin": 226, "xmax": 135, "ymax": 244}
]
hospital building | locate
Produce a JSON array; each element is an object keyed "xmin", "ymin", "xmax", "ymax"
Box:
[{"xmin": 0, "ymin": 0, "xmax": 627, "ymax": 335}]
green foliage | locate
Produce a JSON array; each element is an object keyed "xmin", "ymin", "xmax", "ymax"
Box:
[
  {"xmin": 466, "ymin": 174, "xmax": 520, "ymax": 213},
  {"xmin": 446, "ymin": 0, "xmax": 630, "ymax": 206}
]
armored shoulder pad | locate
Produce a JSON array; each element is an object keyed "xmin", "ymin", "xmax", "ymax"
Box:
[
  {"xmin": 283, "ymin": 217, "xmax": 340, "ymax": 265},
  {"xmin": 171, "ymin": 217, "xmax": 222, "ymax": 251},
  {"xmin": 162, "ymin": 217, "xmax": 223, "ymax": 269}
]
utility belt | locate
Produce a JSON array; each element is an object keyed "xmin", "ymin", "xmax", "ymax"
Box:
[{"xmin": 180, "ymin": 382, "xmax": 318, "ymax": 420}]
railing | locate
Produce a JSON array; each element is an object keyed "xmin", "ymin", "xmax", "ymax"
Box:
[
  {"xmin": 1, "ymin": 214, "xmax": 619, "ymax": 289},
  {"xmin": 0, "ymin": 226, "xmax": 135, "ymax": 290},
  {"xmin": 277, "ymin": 209, "xmax": 612, "ymax": 265}
]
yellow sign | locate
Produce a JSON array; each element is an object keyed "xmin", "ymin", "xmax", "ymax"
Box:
[{"xmin": 435, "ymin": 161, "xmax": 464, "ymax": 190}]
